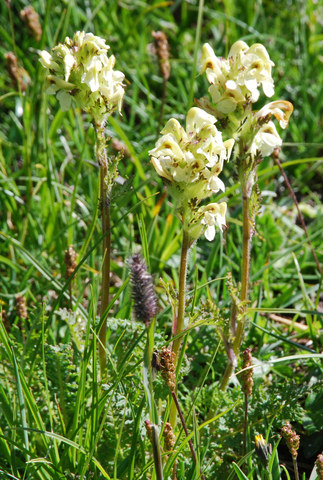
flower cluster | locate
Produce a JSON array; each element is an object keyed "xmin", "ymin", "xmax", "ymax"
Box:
[
  {"xmin": 200, "ymin": 41, "xmax": 274, "ymax": 115},
  {"xmin": 39, "ymin": 31, "xmax": 125, "ymax": 124},
  {"xmin": 149, "ymin": 107, "xmax": 233, "ymax": 241},
  {"xmin": 200, "ymin": 42, "xmax": 293, "ymax": 161}
]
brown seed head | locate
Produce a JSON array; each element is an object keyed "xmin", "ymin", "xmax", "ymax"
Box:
[
  {"xmin": 158, "ymin": 347, "xmax": 176, "ymax": 391},
  {"xmin": 315, "ymin": 454, "xmax": 323, "ymax": 479},
  {"xmin": 111, "ymin": 138, "xmax": 130, "ymax": 158},
  {"xmin": 281, "ymin": 422, "xmax": 300, "ymax": 459},
  {"xmin": 151, "ymin": 31, "xmax": 170, "ymax": 81},
  {"xmin": 163, "ymin": 422, "xmax": 175, "ymax": 451},
  {"xmin": 5, "ymin": 52, "xmax": 29, "ymax": 92},
  {"xmin": 20, "ymin": 6, "xmax": 42, "ymax": 42},
  {"xmin": 241, "ymin": 348, "xmax": 254, "ymax": 396},
  {"xmin": 16, "ymin": 294, "xmax": 28, "ymax": 319},
  {"xmin": 145, "ymin": 419, "xmax": 153, "ymax": 444},
  {"xmin": 64, "ymin": 245, "xmax": 77, "ymax": 279}
]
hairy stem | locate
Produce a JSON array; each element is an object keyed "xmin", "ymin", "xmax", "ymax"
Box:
[
  {"xmin": 172, "ymin": 228, "xmax": 190, "ymax": 363},
  {"xmin": 99, "ymin": 165, "xmax": 111, "ymax": 377},
  {"xmin": 233, "ymin": 184, "xmax": 251, "ymax": 354},
  {"xmin": 95, "ymin": 123, "xmax": 111, "ymax": 379},
  {"xmin": 220, "ymin": 179, "xmax": 252, "ymax": 391},
  {"xmin": 220, "ymin": 361, "xmax": 234, "ymax": 391},
  {"xmin": 169, "ymin": 228, "xmax": 190, "ymax": 427}
]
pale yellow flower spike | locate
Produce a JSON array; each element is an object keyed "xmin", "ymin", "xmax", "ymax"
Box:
[{"xmin": 39, "ymin": 31, "xmax": 125, "ymax": 124}]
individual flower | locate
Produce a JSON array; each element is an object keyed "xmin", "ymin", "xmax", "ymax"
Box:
[
  {"xmin": 200, "ymin": 202, "xmax": 227, "ymax": 241},
  {"xmin": 149, "ymin": 107, "xmax": 234, "ymax": 203},
  {"xmin": 254, "ymin": 434, "xmax": 270, "ymax": 468},
  {"xmin": 39, "ymin": 31, "xmax": 125, "ymax": 124},
  {"xmin": 249, "ymin": 120, "xmax": 282, "ymax": 157},
  {"xmin": 200, "ymin": 41, "xmax": 275, "ymax": 115},
  {"xmin": 256, "ymin": 100, "xmax": 294, "ymax": 129}
]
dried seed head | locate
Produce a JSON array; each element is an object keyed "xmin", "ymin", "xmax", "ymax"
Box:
[
  {"xmin": 129, "ymin": 254, "xmax": 157, "ymax": 327},
  {"xmin": 163, "ymin": 422, "xmax": 175, "ymax": 451},
  {"xmin": 281, "ymin": 422, "xmax": 300, "ymax": 459},
  {"xmin": 315, "ymin": 454, "xmax": 323, "ymax": 479},
  {"xmin": 111, "ymin": 138, "xmax": 130, "ymax": 158},
  {"xmin": 145, "ymin": 419, "xmax": 153, "ymax": 444},
  {"xmin": 151, "ymin": 31, "xmax": 170, "ymax": 81},
  {"xmin": 158, "ymin": 347, "xmax": 176, "ymax": 391},
  {"xmin": 1, "ymin": 307, "xmax": 10, "ymax": 333},
  {"xmin": 16, "ymin": 294, "xmax": 27, "ymax": 319},
  {"xmin": 20, "ymin": 6, "xmax": 42, "ymax": 42},
  {"xmin": 64, "ymin": 245, "xmax": 77, "ymax": 279},
  {"xmin": 241, "ymin": 348, "xmax": 254, "ymax": 396},
  {"xmin": 5, "ymin": 52, "xmax": 29, "ymax": 92}
]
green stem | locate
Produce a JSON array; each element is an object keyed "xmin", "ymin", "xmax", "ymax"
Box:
[
  {"xmin": 95, "ymin": 123, "xmax": 111, "ymax": 379},
  {"xmin": 145, "ymin": 320, "xmax": 158, "ymax": 424},
  {"xmin": 169, "ymin": 228, "xmax": 190, "ymax": 427},
  {"xmin": 219, "ymin": 362, "xmax": 234, "ymax": 392},
  {"xmin": 152, "ymin": 425, "xmax": 163, "ymax": 480}
]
